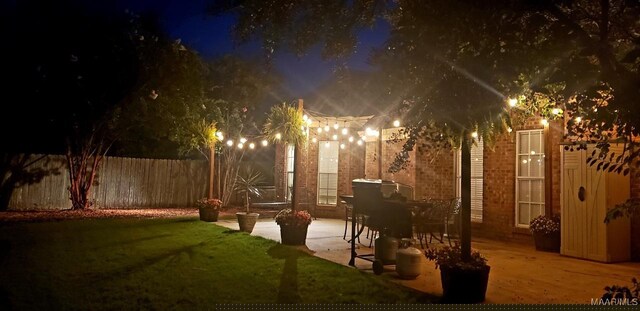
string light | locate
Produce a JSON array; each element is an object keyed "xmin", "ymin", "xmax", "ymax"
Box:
[
  {"xmin": 324, "ymin": 141, "xmax": 330, "ymax": 148},
  {"xmin": 348, "ymin": 136, "xmax": 354, "ymax": 143},
  {"xmin": 507, "ymin": 127, "xmax": 513, "ymax": 133},
  {"xmin": 393, "ymin": 120, "xmax": 400, "ymax": 127},
  {"xmin": 357, "ymin": 139, "xmax": 363, "ymax": 146},
  {"xmin": 575, "ymin": 116, "xmax": 582, "ymax": 122},
  {"xmin": 237, "ymin": 143, "xmax": 244, "ymax": 149},
  {"xmin": 333, "ymin": 123, "xmax": 339, "ymax": 130},
  {"xmin": 341, "ymin": 128, "xmax": 348, "ymax": 135},
  {"xmin": 471, "ymin": 131, "xmax": 478, "ymax": 138},
  {"xmin": 541, "ymin": 119, "xmax": 549, "ymax": 126},
  {"xmin": 261, "ymin": 140, "xmax": 268, "ymax": 147},
  {"xmin": 240, "ymin": 137, "xmax": 247, "ymax": 143},
  {"xmin": 317, "ymin": 127, "xmax": 323, "ymax": 134},
  {"xmin": 340, "ymin": 143, "xmax": 345, "ymax": 149},
  {"xmin": 508, "ymin": 98, "xmax": 518, "ymax": 107},
  {"xmin": 275, "ymin": 133, "xmax": 282, "ymax": 140},
  {"xmin": 312, "ymin": 137, "xmax": 317, "ymax": 143},
  {"xmin": 306, "ymin": 118, "xmax": 313, "ymax": 126},
  {"xmin": 332, "ymin": 134, "xmax": 338, "ymax": 140},
  {"xmin": 226, "ymin": 140, "xmax": 233, "ymax": 146},
  {"xmin": 216, "ymin": 132, "xmax": 224, "ymax": 141},
  {"xmin": 324, "ymin": 124, "xmax": 330, "ymax": 132},
  {"xmin": 551, "ymin": 108, "xmax": 561, "ymax": 115},
  {"xmin": 249, "ymin": 143, "xmax": 255, "ymax": 149},
  {"xmin": 303, "ymin": 114, "xmax": 308, "ymax": 121}
]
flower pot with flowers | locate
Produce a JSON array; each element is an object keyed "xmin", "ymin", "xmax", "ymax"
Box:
[
  {"xmin": 425, "ymin": 242, "xmax": 490, "ymax": 303},
  {"xmin": 529, "ymin": 214, "xmax": 561, "ymax": 252},
  {"xmin": 275, "ymin": 209, "xmax": 312, "ymax": 245},
  {"xmin": 196, "ymin": 198, "xmax": 223, "ymax": 222}
]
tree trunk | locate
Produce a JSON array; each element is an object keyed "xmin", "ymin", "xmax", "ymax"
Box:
[
  {"xmin": 461, "ymin": 134, "xmax": 472, "ymax": 261},
  {"xmin": 291, "ymin": 143, "xmax": 299, "ymax": 211},
  {"xmin": 208, "ymin": 145, "xmax": 215, "ymax": 199}
]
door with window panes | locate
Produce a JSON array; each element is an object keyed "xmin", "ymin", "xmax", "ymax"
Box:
[{"xmin": 516, "ymin": 130, "xmax": 545, "ymax": 227}]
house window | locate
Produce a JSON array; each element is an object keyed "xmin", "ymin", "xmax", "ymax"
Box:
[
  {"xmin": 516, "ymin": 129, "xmax": 545, "ymax": 227},
  {"xmin": 285, "ymin": 144, "xmax": 295, "ymax": 201},
  {"xmin": 455, "ymin": 139, "xmax": 484, "ymax": 222},
  {"xmin": 317, "ymin": 141, "xmax": 339, "ymax": 205}
]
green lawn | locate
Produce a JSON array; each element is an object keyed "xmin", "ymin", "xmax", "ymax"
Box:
[{"xmin": 0, "ymin": 217, "xmax": 432, "ymax": 308}]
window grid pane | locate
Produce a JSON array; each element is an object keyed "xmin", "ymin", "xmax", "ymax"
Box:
[
  {"xmin": 318, "ymin": 141, "xmax": 339, "ymax": 205},
  {"xmin": 516, "ymin": 130, "xmax": 545, "ymax": 227}
]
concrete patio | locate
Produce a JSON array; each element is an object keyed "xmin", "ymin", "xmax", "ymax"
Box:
[{"xmin": 216, "ymin": 217, "xmax": 640, "ymax": 304}]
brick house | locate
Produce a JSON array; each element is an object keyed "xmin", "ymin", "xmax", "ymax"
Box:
[{"xmin": 275, "ymin": 100, "xmax": 640, "ymax": 261}]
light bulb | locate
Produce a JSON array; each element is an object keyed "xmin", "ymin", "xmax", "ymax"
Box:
[
  {"xmin": 357, "ymin": 139, "xmax": 363, "ymax": 146},
  {"xmin": 341, "ymin": 128, "xmax": 348, "ymax": 135},
  {"xmin": 237, "ymin": 143, "xmax": 244, "ymax": 149},
  {"xmin": 240, "ymin": 137, "xmax": 247, "ymax": 143},
  {"xmin": 393, "ymin": 120, "xmax": 400, "ymax": 127},
  {"xmin": 332, "ymin": 134, "xmax": 338, "ymax": 140},
  {"xmin": 216, "ymin": 132, "xmax": 224, "ymax": 140},
  {"xmin": 324, "ymin": 125, "xmax": 330, "ymax": 132},
  {"xmin": 471, "ymin": 131, "xmax": 478, "ymax": 138},
  {"xmin": 261, "ymin": 140, "xmax": 268, "ymax": 146},
  {"xmin": 348, "ymin": 136, "xmax": 354, "ymax": 142},
  {"xmin": 333, "ymin": 123, "xmax": 339, "ymax": 130},
  {"xmin": 340, "ymin": 143, "xmax": 345, "ymax": 149},
  {"xmin": 317, "ymin": 127, "xmax": 323, "ymax": 133},
  {"xmin": 312, "ymin": 137, "xmax": 317, "ymax": 143},
  {"xmin": 541, "ymin": 119, "xmax": 549, "ymax": 126},
  {"xmin": 249, "ymin": 143, "xmax": 255, "ymax": 149},
  {"xmin": 226, "ymin": 140, "xmax": 233, "ymax": 146},
  {"xmin": 508, "ymin": 98, "xmax": 518, "ymax": 107},
  {"xmin": 575, "ymin": 116, "xmax": 582, "ymax": 122},
  {"xmin": 275, "ymin": 133, "xmax": 281, "ymax": 140}
]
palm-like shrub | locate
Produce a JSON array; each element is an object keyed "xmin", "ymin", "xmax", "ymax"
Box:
[{"xmin": 234, "ymin": 166, "xmax": 265, "ymax": 213}]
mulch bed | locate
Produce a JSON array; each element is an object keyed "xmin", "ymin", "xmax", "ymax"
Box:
[{"xmin": 0, "ymin": 207, "xmax": 280, "ymax": 223}]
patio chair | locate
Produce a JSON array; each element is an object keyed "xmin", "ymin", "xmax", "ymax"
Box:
[
  {"xmin": 444, "ymin": 198, "xmax": 461, "ymax": 246},
  {"xmin": 412, "ymin": 199, "xmax": 447, "ymax": 248}
]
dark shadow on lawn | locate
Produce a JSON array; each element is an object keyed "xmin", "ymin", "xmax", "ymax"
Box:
[
  {"xmin": 267, "ymin": 244, "xmax": 313, "ymax": 303},
  {"xmin": 89, "ymin": 234, "xmax": 174, "ymax": 252},
  {"xmin": 222, "ymin": 229, "xmax": 241, "ymax": 234},
  {"xmin": 86, "ymin": 241, "xmax": 209, "ymax": 285}
]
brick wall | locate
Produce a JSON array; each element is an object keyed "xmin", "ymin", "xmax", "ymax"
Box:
[{"xmin": 414, "ymin": 142, "xmax": 455, "ymax": 201}]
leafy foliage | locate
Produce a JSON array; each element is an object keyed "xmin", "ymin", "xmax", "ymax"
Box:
[
  {"xmin": 274, "ymin": 209, "xmax": 313, "ymax": 227},
  {"xmin": 424, "ymin": 242, "xmax": 488, "ymax": 271},
  {"xmin": 263, "ymin": 103, "xmax": 306, "ymax": 145},
  {"xmin": 529, "ymin": 215, "xmax": 560, "ymax": 235},
  {"xmin": 234, "ymin": 166, "xmax": 266, "ymax": 213},
  {"xmin": 601, "ymin": 277, "xmax": 639, "ymax": 302}
]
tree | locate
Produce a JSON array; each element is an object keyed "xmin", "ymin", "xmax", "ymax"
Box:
[
  {"xmin": 263, "ymin": 102, "xmax": 306, "ymax": 210},
  {"xmin": 1, "ymin": 1, "xmax": 215, "ymax": 209},
  {"xmin": 219, "ymin": 0, "xmax": 640, "ymax": 259}
]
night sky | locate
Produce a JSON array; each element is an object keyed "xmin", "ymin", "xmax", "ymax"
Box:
[{"xmin": 105, "ymin": 0, "xmax": 389, "ymax": 97}]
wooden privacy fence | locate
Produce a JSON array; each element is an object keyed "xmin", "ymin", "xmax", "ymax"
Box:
[{"xmin": 9, "ymin": 155, "xmax": 208, "ymax": 210}]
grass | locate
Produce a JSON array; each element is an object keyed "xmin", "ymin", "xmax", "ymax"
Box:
[{"xmin": 0, "ymin": 217, "xmax": 432, "ymax": 309}]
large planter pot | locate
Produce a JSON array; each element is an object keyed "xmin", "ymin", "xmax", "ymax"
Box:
[
  {"xmin": 533, "ymin": 231, "xmax": 560, "ymax": 252},
  {"xmin": 236, "ymin": 212, "xmax": 260, "ymax": 233},
  {"xmin": 279, "ymin": 224, "xmax": 309, "ymax": 245},
  {"xmin": 440, "ymin": 265, "xmax": 490, "ymax": 303},
  {"xmin": 199, "ymin": 208, "xmax": 219, "ymax": 222}
]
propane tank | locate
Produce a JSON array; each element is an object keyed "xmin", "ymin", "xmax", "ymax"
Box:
[
  {"xmin": 396, "ymin": 238, "xmax": 422, "ymax": 279},
  {"xmin": 374, "ymin": 229, "xmax": 399, "ymax": 264}
]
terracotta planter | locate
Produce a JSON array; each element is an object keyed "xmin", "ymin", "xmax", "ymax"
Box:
[
  {"xmin": 533, "ymin": 231, "xmax": 560, "ymax": 252},
  {"xmin": 279, "ymin": 224, "xmax": 309, "ymax": 245},
  {"xmin": 198, "ymin": 208, "xmax": 219, "ymax": 222},
  {"xmin": 440, "ymin": 265, "xmax": 490, "ymax": 303},
  {"xmin": 236, "ymin": 212, "xmax": 259, "ymax": 233}
]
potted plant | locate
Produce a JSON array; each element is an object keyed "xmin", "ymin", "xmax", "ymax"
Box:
[
  {"xmin": 425, "ymin": 242, "xmax": 490, "ymax": 303},
  {"xmin": 234, "ymin": 166, "xmax": 265, "ymax": 233},
  {"xmin": 275, "ymin": 208, "xmax": 313, "ymax": 245},
  {"xmin": 529, "ymin": 214, "xmax": 561, "ymax": 252},
  {"xmin": 196, "ymin": 197, "xmax": 223, "ymax": 222}
]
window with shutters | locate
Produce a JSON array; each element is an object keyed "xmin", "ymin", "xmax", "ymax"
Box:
[
  {"xmin": 515, "ymin": 130, "xmax": 545, "ymax": 227},
  {"xmin": 455, "ymin": 139, "xmax": 483, "ymax": 222},
  {"xmin": 317, "ymin": 141, "xmax": 339, "ymax": 205}
]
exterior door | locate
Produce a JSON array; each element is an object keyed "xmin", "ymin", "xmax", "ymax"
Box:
[{"xmin": 561, "ymin": 148, "xmax": 585, "ymax": 258}]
